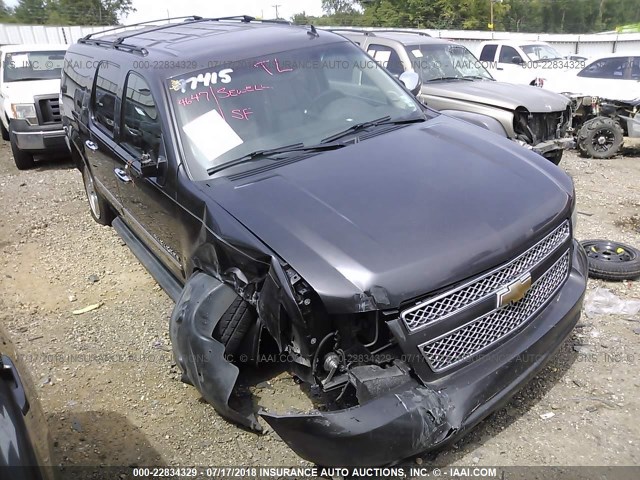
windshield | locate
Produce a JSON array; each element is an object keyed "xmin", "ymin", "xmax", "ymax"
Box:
[
  {"xmin": 521, "ymin": 44, "xmax": 563, "ymax": 61},
  {"xmin": 3, "ymin": 50, "xmax": 66, "ymax": 82},
  {"xmin": 407, "ymin": 44, "xmax": 494, "ymax": 82},
  {"xmin": 168, "ymin": 41, "xmax": 422, "ymax": 179}
]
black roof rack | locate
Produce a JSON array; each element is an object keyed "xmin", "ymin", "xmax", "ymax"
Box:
[
  {"xmin": 326, "ymin": 28, "xmax": 377, "ymax": 36},
  {"xmin": 327, "ymin": 28, "xmax": 431, "ymax": 38},
  {"xmin": 375, "ymin": 29, "xmax": 431, "ymax": 37},
  {"xmin": 79, "ymin": 15, "xmax": 292, "ymax": 55}
]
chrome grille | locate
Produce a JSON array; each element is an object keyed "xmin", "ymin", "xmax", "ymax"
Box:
[
  {"xmin": 401, "ymin": 221, "xmax": 570, "ymax": 332},
  {"xmin": 419, "ymin": 251, "xmax": 570, "ymax": 372}
]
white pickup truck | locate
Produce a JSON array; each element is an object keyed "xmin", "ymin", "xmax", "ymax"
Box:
[
  {"xmin": 0, "ymin": 43, "xmax": 69, "ymax": 169},
  {"xmin": 477, "ymin": 40, "xmax": 586, "ymax": 86}
]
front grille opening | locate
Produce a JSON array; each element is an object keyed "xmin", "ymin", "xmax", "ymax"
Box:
[
  {"xmin": 402, "ymin": 221, "xmax": 570, "ymax": 332},
  {"xmin": 419, "ymin": 250, "xmax": 570, "ymax": 372},
  {"xmin": 37, "ymin": 97, "xmax": 61, "ymax": 124}
]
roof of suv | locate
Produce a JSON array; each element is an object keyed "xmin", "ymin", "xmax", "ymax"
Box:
[{"xmin": 78, "ymin": 19, "xmax": 344, "ymax": 63}]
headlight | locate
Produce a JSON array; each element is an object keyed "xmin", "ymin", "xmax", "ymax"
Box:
[{"xmin": 11, "ymin": 103, "xmax": 37, "ymax": 124}]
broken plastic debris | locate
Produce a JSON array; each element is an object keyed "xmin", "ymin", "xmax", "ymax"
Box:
[
  {"xmin": 584, "ymin": 287, "xmax": 640, "ymax": 317},
  {"xmin": 72, "ymin": 302, "xmax": 103, "ymax": 315},
  {"xmin": 539, "ymin": 412, "xmax": 555, "ymax": 420}
]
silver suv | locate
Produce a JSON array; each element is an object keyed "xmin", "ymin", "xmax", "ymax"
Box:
[{"xmin": 336, "ymin": 30, "xmax": 574, "ymax": 164}]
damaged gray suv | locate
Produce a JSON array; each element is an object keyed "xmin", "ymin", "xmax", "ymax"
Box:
[
  {"xmin": 337, "ymin": 30, "xmax": 574, "ymax": 165},
  {"xmin": 61, "ymin": 16, "xmax": 588, "ymax": 466}
]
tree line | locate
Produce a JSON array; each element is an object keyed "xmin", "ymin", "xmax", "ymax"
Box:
[
  {"xmin": 0, "ymin": 0, "xmax": 638, "ymax": 32},
  {"xmin": 0, "ymin": 0, "xmax": 133, "ymax": 25},
  {"xmin": 293, "ymin": 0, "xmax": 640, "ymax": 33}
]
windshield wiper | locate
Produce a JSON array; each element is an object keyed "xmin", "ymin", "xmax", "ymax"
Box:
[
  {"xmin": 320, "ymin": 115, "xmax": 425, "ymax": 144},
  {"xmin": 462, "ymin": 75, "xmax": 491, "ymax": 80},
  {"xmin": 425, "ymin": 76, "xmax": 473, "ymax": 82},
  {"xmin": 9, "ymin": 77, "xmax": 49, "ymax": 82},
  {"xmin": 207, "ymin": 142, "xmax": 346, "ymax": 175}
]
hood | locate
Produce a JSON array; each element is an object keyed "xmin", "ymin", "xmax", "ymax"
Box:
[
  {"xmin": 1, "ymin": 79, "xmax": 61, "ymax": 104},
  {"xmin": 422, "ymin": 80, "xmax": 570, "ymax": 112},
  {"xmin": 204, "ymin": 116, "xmax": 573, "ymax": 313}
]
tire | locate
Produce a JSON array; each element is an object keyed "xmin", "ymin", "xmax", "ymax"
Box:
[
  {"xmin": 577, "ymin": 117, "xmax": 623, "ymax": 159},
  {"xmin": 82, "ymin": 165, "xmax": 113, "ymax": 226},
  {"xmin": 580, "ymin": 239, "xmax": 640, "ymax": 281},
  {"xmin": 9, "ymin": 130, "xmax": 35, "ymax": 170},
  {"xmin": 212, "ymin": 296, "xmax": 256, "ymax": 356},
  {"xmin": 544, "ymin": 150, "xmax": 563, "ymax": 165},
  {"xmin": 1, "ymin": 121, "xmax": 9, "ymax": 141}
]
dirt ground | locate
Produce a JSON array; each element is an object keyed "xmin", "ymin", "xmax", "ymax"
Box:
[{"xmin": 0, "ymin": 139, "xmax": 638, "ymax": 475}]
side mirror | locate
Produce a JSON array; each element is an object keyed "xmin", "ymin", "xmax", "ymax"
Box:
[
  {"xmin": 511, "ymin": 56, "xmax": 523, "ymax": 65},
  {"xmin": 399, "ymin": 71, "xmax": 422, "ymax": 96},
  {"xmin": 139, "ymin": 152, "xmax": 158, "ymax": 178}
]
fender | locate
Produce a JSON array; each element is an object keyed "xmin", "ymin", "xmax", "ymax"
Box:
[
  {"xmin": 169, "ymin": 272, "xmax": 262, "ymax": 431},
  {"xmin": 440, "ymin": 109, "xmax": 508, "ymax": 138}
]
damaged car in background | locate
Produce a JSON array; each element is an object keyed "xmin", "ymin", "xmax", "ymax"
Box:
[
  {"xmin": 61, "ymin": 16, "xmax": 588, "ymax": 466},
  {"xmin": 335, "ymin": 30, "xmax": 574, "ymax": 165}
]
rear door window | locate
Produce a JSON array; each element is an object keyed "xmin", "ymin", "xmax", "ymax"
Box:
[{"xmin": 479, "ymin": 44, "xmax": 497, "ymax": 62}]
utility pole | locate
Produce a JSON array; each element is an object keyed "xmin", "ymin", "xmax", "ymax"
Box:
[{"xmin": 273, "ymin": 4, "xmax": 281, "ymax": 19}]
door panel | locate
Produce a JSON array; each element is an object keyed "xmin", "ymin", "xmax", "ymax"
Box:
[
  {"xmin": 87, "ymin": 61, "xmax": 123, "ymax": 206},
  {"xmin": 116, "ymin": 72, "xmax": 183, "ymax": 280}
]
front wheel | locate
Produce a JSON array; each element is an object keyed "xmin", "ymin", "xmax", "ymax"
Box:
[
  {"xmin": 9, "ymin": 129, "xmax": 34, "ymax": 170},
  {"xmin": 577, "ymin": 117, "xmax": 623, "ymax": 159},
  {"xmin": 544, "ymin": 150, "xmax": 563, "ymax": 165},
  {"xmin": 1, "ymin": 120, "xmax": 10, "ymax": 141},
  {"xmin": 82, "ymin": 165, "xmax": 113, "ymax": 226}
]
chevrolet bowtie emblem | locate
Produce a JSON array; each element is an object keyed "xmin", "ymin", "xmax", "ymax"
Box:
[{"xmin": 496, "ymin": 273, "xmax": 532, "ymax": 309}]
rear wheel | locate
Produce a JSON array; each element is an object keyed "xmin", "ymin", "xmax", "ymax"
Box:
[
  {"xmin": 577, "ymin": 117, "xmax": 623, "ymax": 159},
  {"xmin": 82, "ymin": 165, "xmax": 113, "ymax": 225}
]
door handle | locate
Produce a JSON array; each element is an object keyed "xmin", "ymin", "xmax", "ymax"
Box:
[
  {"xmin": 85, "ymin": 140, "xmax": 98, "ymax": 151},
  {"xmin": 114, "ymin": 168, "xmax": 131, "ymax": 183}
]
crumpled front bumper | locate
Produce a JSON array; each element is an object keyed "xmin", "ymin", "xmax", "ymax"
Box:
[
  {"xmin": 532, "ymin": 136, "xmax": 575, "ymax": 155},
  {"xmin": 262, "ymin": 243, "xmax": 587, "ymax": 466}
]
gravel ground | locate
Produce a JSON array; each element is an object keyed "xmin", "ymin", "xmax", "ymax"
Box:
[{"xmin": 0, "ymin": 140, "xmax": 639, "ymax": 475}]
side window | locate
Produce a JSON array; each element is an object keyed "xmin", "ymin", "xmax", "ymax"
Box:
[
  {"xmin": 121, "ymin": 72, "xmax": 161, "ymax": 159},
  {"xmin": 92, "ymin": 62, "xmax": 120, "ymax": 135},
  {"xmin": 479, "ymin": 44, "xmax": 497, "ymax": 62},
  {"xmin": 499, "ymin": 45, "xmax": 522, "ymax": 64},
  {"xmin": 367, "ymin": 44, "xmax": 405, "ymax": 76},
  {"xmin": 578, "ymin": 57, "xmax": 630, "ymax": 79},
  {"xmin": 631, "ymin": 57, "xmax": 640, "ymax": 80}
]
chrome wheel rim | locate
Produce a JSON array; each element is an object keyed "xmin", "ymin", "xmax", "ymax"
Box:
[{"xmin": 83, "ymin": 170, "xmax": 100, "ymax": 218}]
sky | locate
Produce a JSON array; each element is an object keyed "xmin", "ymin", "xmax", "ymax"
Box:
[{"xmin": 5, "ymin": 0, "xmax": 326, "ymax": 23}]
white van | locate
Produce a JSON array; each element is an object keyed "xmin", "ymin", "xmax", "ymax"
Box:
[{"xmin": 0, "ymin": 43, "xmax": 69, "ymax": 169}]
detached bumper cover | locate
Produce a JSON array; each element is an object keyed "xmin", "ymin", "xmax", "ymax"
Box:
[
  {"xmin": 10, "ymin": 119, "xmax": 66, "ymax": 152},
  {"xmin": 262, "ymin": 243, "xmax": 587, "ymax": 466}
]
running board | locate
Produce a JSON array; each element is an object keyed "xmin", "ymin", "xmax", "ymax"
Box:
[{"xmin": 112, "ymin": 217, "xmax": 182, "ymax": 302}]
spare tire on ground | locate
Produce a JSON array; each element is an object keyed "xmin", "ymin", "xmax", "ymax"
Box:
[{"xmin": 580, "ymin": 239, "xmax": 640, "ymax": 281}]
